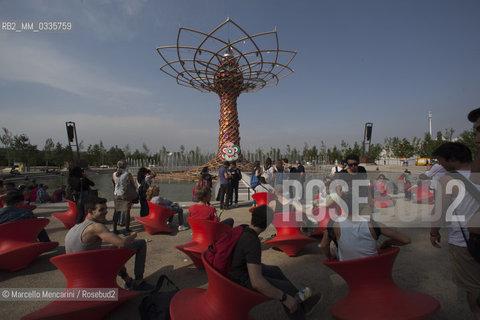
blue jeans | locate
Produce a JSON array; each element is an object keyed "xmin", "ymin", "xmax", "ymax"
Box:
[
  {"xmin": 167, "ymin": 207, "xmax": 185, "ymax": 226},
  {"xmin": 246, "ymin": 264, "xmax": 304, "ymax": 320},
  {"xmin": 118, "ymin": 239, "xmax": 147, "ymax": 280}
]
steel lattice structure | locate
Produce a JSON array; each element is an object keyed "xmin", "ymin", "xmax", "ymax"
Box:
[{"xmin": 156, "ymin": 18, "xmax": 296, "ymax": 172}]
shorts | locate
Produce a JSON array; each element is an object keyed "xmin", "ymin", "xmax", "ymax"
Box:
[
  {"xmin": 114, "ymin": 195, "xmax": 132, "ymax": 212},
  {"xmin": 448, "ymin": 244, "xmax": 480, "ymax": 294}
]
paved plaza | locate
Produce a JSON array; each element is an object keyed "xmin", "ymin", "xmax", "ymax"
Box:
[{"xmin": 0, "ymin": 193, "xmax": 468, "ymax": 320}]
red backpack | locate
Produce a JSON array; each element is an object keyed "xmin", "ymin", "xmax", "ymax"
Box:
[{"xmin": 204, "ymin": 225, "xmax": 245, "ymax": 276}]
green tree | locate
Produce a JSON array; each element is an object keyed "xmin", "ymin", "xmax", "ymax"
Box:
[
  {"xmin": 0, "ymin": 128, "xmax": 14, "ymax": 165},
  {"xmin": 13, "ymin": 134, "xmax": 39, "ymax": 166},
  {"xmin": 43, "ymin": 138, "xmax": 55, "ymax": 166},
  {"xmin": 366, "ymin": 144, "xmax": 383, "ymax": 161},
  {"xmin": 392, "ymin": 138, "xmax": 414, "ymax": 158},
  {"xmin": 327, "ymin": 146, "xmax": 343, "ymax": 163},
  {"xmin": 458, "ymin": 129, "xmax": 476, "ymax": 156},
  {"xmin": 419, "ymin": 132, "xmax": 444, "ymax": 158},
  {"xmin": 106, "ymin": 146, "xmax": 125, "ymax": 165}
]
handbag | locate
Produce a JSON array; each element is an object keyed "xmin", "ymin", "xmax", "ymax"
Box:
[
  {"xmin": 125, "ymin": 182, "xmax": 139, "ymax": 203},
  {"xmin": 447, "ymin": 171, "xmax": 480, "ymax": 263}
]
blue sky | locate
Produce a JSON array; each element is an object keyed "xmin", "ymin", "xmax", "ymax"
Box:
[{"xmin": 0, "ymin": 0, "xmax": 478, "ymax": 154}]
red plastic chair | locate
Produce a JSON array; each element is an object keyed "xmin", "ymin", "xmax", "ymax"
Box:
[
  {"xmin": 0, "ymin": 218, "xmax": 58, "ymax": 271},
  {"xmin": 52, "ymin": 200, "xmax": 78, "ymax": 229},
  {"xmin": 323, "ymin": 247, "xmax": 440, "ymax": 320},
  {"xmin": 374, "ymin": 196, "xmax": 394, "ymax": 208},
  {"xmin": 22, "ymin": 248, "xmax": 140, "ymax": 320},
  {"xmin": 414, "ymin": 183, "xmax": 434, "ymax": 204},
  {"xmin": 134, "ymin": 201, "xmax": 176, "ymax": 234},
  {"xmin": 170, "ymin": 253, "xmax": 271, "ymax": 320},
  {"xmin": 264, "ymin": 212, "xmax": 316, "ymax": 256},
  {"xmin": 252, "ymin": 192, "xmax": 275, "ymax": 206},
  {"xmin": 175, "ymin": 218, "xmax": 231, "ymax": 269}
]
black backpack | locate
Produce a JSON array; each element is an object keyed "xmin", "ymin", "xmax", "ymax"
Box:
[{"xmin": 139, "ymin": 275, "xmax": 179, "ymax": 320}]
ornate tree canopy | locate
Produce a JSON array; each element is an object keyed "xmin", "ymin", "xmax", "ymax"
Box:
[
  {"xmin": 156, "ymin": 18, "xmax": 296, "ymax": 174},
  {"xmin": 156, "ymin": 18, "xmax": 296, "ymax": 94}
]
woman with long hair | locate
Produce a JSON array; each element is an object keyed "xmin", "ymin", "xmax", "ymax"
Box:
[{"xmin": 137, "ymin": 167, "xmax": 156, "ymax": 217}]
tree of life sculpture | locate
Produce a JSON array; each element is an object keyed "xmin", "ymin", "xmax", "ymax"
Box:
[{"xmin": 156, "ymin": 18, "xmax": 295, "ymax": 173}]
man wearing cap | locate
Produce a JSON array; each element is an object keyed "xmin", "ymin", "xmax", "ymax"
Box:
[
  {"xmin": 0, "ymin": 190, "xmax": 51, "ymax": 242},
  {"xmin": 229, "ymin": 205, "xmax": 320, "ymax": 319}
]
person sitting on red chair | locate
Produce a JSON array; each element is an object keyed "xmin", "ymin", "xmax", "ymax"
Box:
[
  {"xmin": 65, "ymin": 197, "xmax": 154, "ymax": 291},
  {"xmin": 320, "ymin": 209, "xmax": 410, "ymax": 261},
  {"xmin": 229, "ymin": 205, "xmax": 321, "ymax": 319},
  {"xmin": 0, "ymin": 190, "xmax": 51, "ymax": 242},
  {"xmin": 146, "ymin": 185, "xmax": 189, "ymax": 231},
  {"xmin": 189, "ymin": 186, "xmax": 234, "ymax": 227}
]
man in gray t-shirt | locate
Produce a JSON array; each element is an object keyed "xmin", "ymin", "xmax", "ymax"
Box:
[{"xmin": 65, "ymin": 197, "xmax": 153, "ymax": 291}]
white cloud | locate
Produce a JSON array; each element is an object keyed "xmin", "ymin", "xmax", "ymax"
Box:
[
  {"xmin": 29, "ymin": 0, "xmax": 149, "ymax": 41},
  {"xmin": 0, "ymin": 35, "xmax": 150, "ymax": 103}
]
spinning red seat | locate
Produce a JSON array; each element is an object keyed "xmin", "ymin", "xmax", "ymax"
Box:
[
  {"xmin": 414, "ymin": 183, "xmax": 434, "ymax": 204},
  {"xmin": 52, "ymin": 200, "xmax": 78, "ymax": 229},
  {"xmin": 323, "ymin": 247, "xmax": 440, "ymax": 320},
  {"xmin": 175, "ymin": 218, "xmax": 231, "ymax": 269},
  {"xmin": 170, "ymin": 253, "xmax": 271, "ymax": 320},
  {"xmin": 251, "ymin": 192, "xmax": 274, "ymax": 206},
  {"xmin": 310, "ymin": 205, "xmax": 343, "ymax": 238},
  {"xmin": 23, "ymin": 248, "xmax": 140, "ymax": 320},
  {"xmin": 264, "ymin": 212, "xmax": 316, "ymax": 256},
  {"xmin": 374, "ymin": 196, "xmax": 394, "ymax": 208},
  {"xmin": 134, "ymin": 201, "xmax": 176, "ymax": 234},
  {"xmin": 0, "ymin": 218, "xmax": 58, "ymax": 272}
]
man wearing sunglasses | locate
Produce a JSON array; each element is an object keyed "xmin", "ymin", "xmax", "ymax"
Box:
[{"xmin": 336, "ymin": 154, "xmax": 373, "ymax": 216}]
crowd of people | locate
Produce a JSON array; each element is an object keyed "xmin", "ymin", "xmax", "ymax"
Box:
[{"xmin": 1, "ymin": 108, "xmax": 480, "ymax": 319}]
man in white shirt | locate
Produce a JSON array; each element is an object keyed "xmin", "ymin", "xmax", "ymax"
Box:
[{"xmin": 430, "ymin": 142, "xmax": 480, "ymax": 319}]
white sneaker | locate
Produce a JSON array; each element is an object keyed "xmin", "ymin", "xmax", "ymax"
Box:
[{"xmin": 178, "ymin": 225, "xmax": 190, "ymax": 231}]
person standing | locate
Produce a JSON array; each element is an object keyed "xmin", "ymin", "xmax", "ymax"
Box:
[
  {"xmin": 295, "ymin": 160, "xmax": 306, "ymax": 199},
  {"xmin": 137, "ymin": 167, "xmax": 156, "ymax": 217},
  {"xmin": 218, "ymin": 161, "xmax": 231, "ymax": 210},
  {"xmin": 112, "ymin": 160, "xmax": 135, "ymax": 234},
  {"xmin": 229, "ymin": 161, "xmax": 242, "ymax": 208},
  {"xmin": 68, "ymin": 166, "xmax": 95, "ymax": 224},
  {"xmin": 429, "ymin": 142, "xmax": 480, "ymax": 319},
  {"xmin": 262, "ymin": 158, "xmax": 275, "ymax": 185}
]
